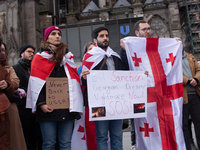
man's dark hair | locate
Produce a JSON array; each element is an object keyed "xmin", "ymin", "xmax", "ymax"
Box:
[
  {"xmin": 134, "ymin": 20, "xmax": 148, "ymax": 31},
  {"xmin": 92, "ymin": 26, "xmax": 109, "ymax": 40}
]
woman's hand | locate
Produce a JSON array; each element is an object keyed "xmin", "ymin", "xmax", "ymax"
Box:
[
  {"xmin": 82, "ymin": 70, "xmax": 90, "ymax": 80},
  {"xmin": 0, "ymin": 80, "xmax": 8, "ymax": 89},
  {"xmin": 40, "ymin": 104, "xmax": 53, "ymax": 113}
]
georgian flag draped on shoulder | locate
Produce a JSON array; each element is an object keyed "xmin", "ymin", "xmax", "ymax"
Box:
[
  {"xmin": 26, "ymin": 51, "xmax": 83, "ymax": 114},
  {"xmin": 81, "ymin": 46, "xmax": 120, "ymax": 73},
  {"xmin": 124, "ymin": 37, "xmax": 186, "ymax": 150}
]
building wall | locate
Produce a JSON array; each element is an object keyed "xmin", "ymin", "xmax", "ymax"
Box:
[{"xmin": 0, "ymin": 0, "xmax": 189, "ymax": 65}]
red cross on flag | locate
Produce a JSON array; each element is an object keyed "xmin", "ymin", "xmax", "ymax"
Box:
[{"xmin": 124, "ymin": 37, "xmax": 186, "ymax": 150}]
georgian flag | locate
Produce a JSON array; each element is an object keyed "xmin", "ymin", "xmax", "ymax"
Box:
[
  {"xmin": 124, "ymin": 37, "xmax": 186, "ymax": 150},
  {"xmin": 72, "ymin": 106, "xmax": 100, "ymax": 150},
  {"xmin": 71, "ymin": 106, "xmax": 87, "ymax": 150},
  {"xmin": 81, "ymin": 46, "xmax": 120, "ymax": 72},
  {"xmin": 26, "ymin": 51, "xmax": 83, "ymax": 114}
]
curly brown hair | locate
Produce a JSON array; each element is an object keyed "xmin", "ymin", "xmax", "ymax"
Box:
[{"xmin": 40, "ymin": 40, "xmax": 68, "ymax": 66}]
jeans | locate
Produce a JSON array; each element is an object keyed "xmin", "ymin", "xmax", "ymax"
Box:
[
  {"xmin": 182, "ymin": 94, "xmax": 200, "ymax": 149},
  {"xmin": 39, "ymin": 119, "xmax": 74, "ymax": 150},
  {"xmin": 95, "ymin": 120, "xmax": 123, "ymax": 150}
]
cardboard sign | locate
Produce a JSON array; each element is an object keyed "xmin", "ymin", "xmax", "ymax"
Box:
[
  {"xmin": 46, "ymin": 77, "xmax": 69, "ymax": 109},
  {"xmin": 87, "ymin": 70, "xmax": 147, "ymax": 121}
]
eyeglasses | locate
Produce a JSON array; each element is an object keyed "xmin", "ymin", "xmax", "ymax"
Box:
[
  {"xmin": 25, "ymin": 50, "xmax": 35, "ymax": 55},
  {"xmin": 139, "ymin": 27, "xmax": 151, "ymax": 32}
]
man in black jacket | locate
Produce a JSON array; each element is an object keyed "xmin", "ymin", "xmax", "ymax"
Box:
[{"xmin": 12, "ymin": 44, "xmax": 41, "ymax": 150}]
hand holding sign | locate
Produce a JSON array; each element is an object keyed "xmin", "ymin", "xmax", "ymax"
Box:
[{"xmin": 40, "ymin": 104, "xmax": 53, "ymax": 113}]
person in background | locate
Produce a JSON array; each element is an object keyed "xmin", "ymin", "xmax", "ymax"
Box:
[
  {"xmin": 78, "ymin": 42, "xmax": 95, "ymax": 75},
  {"xmin": 0, "ymin": 42, "xmax": 14, "ymax": 150},
  {"xmin": 177, "ymin": 37, "xmax": 200, "ymax": 150},
  {"xmin": 12, "ymin": 44, "xmax": 40, "ymax": 150},
  {"xmin": 26, "ymin": 26, "xmax": 83, "ymax": 150},
  {"xmin": 1, "ymin": 42, "xmax": 27, "ymax": 150}
]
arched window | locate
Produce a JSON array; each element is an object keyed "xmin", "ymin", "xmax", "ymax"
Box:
[
  {"xmin": 148, "ymin": 15, "xmax": 170, "ymax": 38},
  {"xmin": 58, "ymin": 0, "xmax": 68, "ymax": 18}
]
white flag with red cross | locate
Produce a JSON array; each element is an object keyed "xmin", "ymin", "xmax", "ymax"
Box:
[
  {"xmin": 71, "ymin": 105, "xmax": 100, "ymax": 150},
  {"xmin": 124, "ymin": 37, "xmax": 186, "ymax": 150},
  {"xmin": 71, "ymin": 107, "xmax": 87, "ymax": 150}
]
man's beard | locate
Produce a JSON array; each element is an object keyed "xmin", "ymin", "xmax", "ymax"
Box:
[
  {"xmin": 97, "ymin": 40, "xmax": 109, "ymax": 49},
  {"xmin": 139, "ymin": 32, "xmax": 151, "ymax": 38},
  {"xmin": 23, "ymin": 53, "xmax": 33, "ymax": 61}
]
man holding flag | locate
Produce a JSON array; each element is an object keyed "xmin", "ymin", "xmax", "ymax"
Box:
[
  {"xmin": 120, "ymin": 20, "xmax": 151, "ymax": 150},
  {"xmin": 120, "ymin": 20, "xmax": 186, "ymax": 150}
]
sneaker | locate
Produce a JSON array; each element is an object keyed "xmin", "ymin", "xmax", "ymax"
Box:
[{"xmin": 131, "ymin": 144, "xmax": 136, "ymax": 150}]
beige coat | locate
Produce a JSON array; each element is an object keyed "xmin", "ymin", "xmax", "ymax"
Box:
[
  {"xmin": 5, "ymin": 65, "xmax": 27, "ymax": 150},
  {"xmin": 183, "ymin": 52, "xmax": 200, "ymax": 104},
  {"xmin": 5, "ymin": 65, "xmax": 19, "ymax": 90},
  {"xmin": 0, "ymin": 64, "xmax": 14, "ymax": 150}
]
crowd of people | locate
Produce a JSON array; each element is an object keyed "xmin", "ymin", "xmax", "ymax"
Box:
[{"xmin": 0, "ymin": 20, "xmax": 200, "ymax": 150}]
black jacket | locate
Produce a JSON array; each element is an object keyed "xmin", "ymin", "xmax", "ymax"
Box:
[
  {"xmin": 120, "ymin": 48, "xmax": 129, "ymax": 70},
  {"xmin": 12, "ymin": 59, "xmax": 30, "ymax": 105}
]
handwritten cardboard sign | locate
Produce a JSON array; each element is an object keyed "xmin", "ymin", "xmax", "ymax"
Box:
[
  {"xmin": 87, "ymin": 70, "xmax": 147, "ymax": 121},
  {"xmin": 46, "ymin": 77, "xmax": 69, "ymax": 109}
]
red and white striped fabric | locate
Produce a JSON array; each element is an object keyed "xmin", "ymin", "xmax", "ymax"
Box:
[
  {"xmin": 26, "ymin": 51, "xmax": 83, "ymax": 114},
  {"xmin": 72, "ymin": 106, "xmax": 99, "ymax": 150},
  {"xmin": 124, "ymin": 37, "xmax": 186, "ymax": 150},
  {"xmin": 81, "ymin": 46, "xmax": 120, "ymax": 72},
  {"xmin": 71, "ymin": 106, "xmax": 87, "ymax": 150}
]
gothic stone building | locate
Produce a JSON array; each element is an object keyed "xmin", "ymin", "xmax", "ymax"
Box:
[{"xmin": 0, "ymin": 0, "xmax": 199, "ymax": 65}]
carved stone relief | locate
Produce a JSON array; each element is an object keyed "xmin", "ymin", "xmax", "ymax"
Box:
[
  {"xmin": 7, "ymin": 35, "xmax": 18, "ymax": 65},
  {"xmin": 149, "ymin": 16, "xmax": 170, "ymax": 38}
]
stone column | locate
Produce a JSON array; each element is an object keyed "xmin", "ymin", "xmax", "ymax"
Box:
[
  {"xmin": 110, "ymin": 0, "xmax": 117, "ymax": 7},
  {"xmin": 66, "ymin": 13, "xmax": 78, "ymax": 25},
  {"xmin": 168, "ymin": 2, "xmax": 182, "ymax": 38},
  {"xmin": 68, "ymin": 0, "xmax": 74, "ymax": 12}
]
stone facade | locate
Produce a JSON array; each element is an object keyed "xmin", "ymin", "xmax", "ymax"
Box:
[
  {"xmin": 65, "ymin": 1, "xmax": 183, "ymax": 40},
  {"xmin": 0, "ymin": 0, "xmax": 198, "ymax": 65}
]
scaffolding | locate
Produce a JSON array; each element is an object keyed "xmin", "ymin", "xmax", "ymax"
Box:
[{"xmin": 180, "ymin": 0, "xmax": 200, "ymax": 55}]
